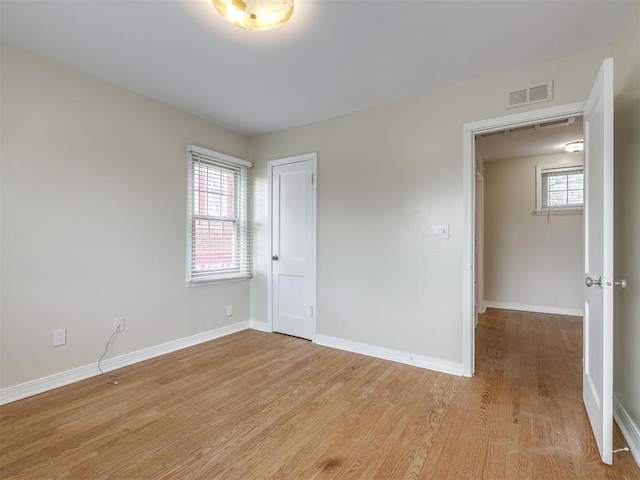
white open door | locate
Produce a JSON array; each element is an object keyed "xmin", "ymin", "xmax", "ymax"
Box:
[
  {"xmin": 269, "ymin": 153, "xmax": 317, "ymax": 340},
  {"xmin": 583, "ymin": 58, "xmax": 614, "ymax": 465}
]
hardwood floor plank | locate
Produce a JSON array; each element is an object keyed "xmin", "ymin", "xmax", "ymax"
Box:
[{"xmin": 2, "ymin": 313, "xmax": 639, "ymax": 479}]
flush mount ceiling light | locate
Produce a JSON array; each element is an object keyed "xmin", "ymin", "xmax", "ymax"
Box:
[
  {"xmin": 213, "ymin": 0, "xmax": 294, "ymax": 30},
  {"xmin": 564, "ymin": 141, "xmax": 584, "ymax": 153}
]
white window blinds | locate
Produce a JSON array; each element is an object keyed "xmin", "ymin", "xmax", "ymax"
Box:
[
  {"xmin": 186, "ymin": 145, "xmax": 252, "ymax": 285},
  {"xmin": 536, "ymin": 164, "xmax": 584, "ymax": 211}
]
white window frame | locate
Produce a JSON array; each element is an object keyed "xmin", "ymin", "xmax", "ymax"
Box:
[
  {"xmin": 186, "ymin": 145, "xmax": 252, "ymax": 286},
  {"xmin": 535, "ymin": 163, "xmax": 584, "ymax": 215}
]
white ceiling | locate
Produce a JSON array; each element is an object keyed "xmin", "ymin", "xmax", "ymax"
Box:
[
  {"xmin": 0, "ymin": 1, "xmax": 631, "ymax": 136},
  {"xmin": 476, "ymin": 116, "xmax": 584, "ymax": 162}
]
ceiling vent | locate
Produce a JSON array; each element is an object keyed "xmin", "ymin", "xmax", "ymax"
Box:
[
  {"xmin": 478, "ymin": 115, "xmax": 578, "ymax": 138},
  {"xmin": 506, "ymin": 80, "xmax": 553, "ymax": 109}
]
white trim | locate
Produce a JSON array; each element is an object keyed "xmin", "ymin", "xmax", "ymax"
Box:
[
  {"xmin": 267, "ymin": 153, "xmax": 318, "ymax": 341},
  {"xmin": 186, "ymin": 145, "xmax": 253, "ymax": 168},
  {"xmin": 614, "ymin": 395, "xmax": 640, "ymax": 467},
  {"xmin": 533, "ymin": 208, "xmax": 583, "ymax": 216},
  {"xmin": 249, "ymin": 320, "xmax": 272, "ymax": 332},
  {"xmin": 484, "ymin": 301, "xmax": 583, "ymax": 317},
  {"xmin": 0, "ymin": 321, "xmax": 249, "ymax": 405},
  {"xmin": 476, "ymin": 171, "xmax": 485, "ymax": 321},
  {"xmin": 267, "ymin": 160, "xmax": 274, "ymax": 333},
  {"xmin": 315, "ymin": 334, "xmax": 463, "ymax": 377},
  {"xmin": 267, "ymin": 153, "xmax": 313, "ymax": 168},
  {"xmin": 310, "ymin": 154, "xmax": 317, "ymax": 341},
  {"xmin": 463, "ymin": 101, "xmax": 586, "ymax": 377}
]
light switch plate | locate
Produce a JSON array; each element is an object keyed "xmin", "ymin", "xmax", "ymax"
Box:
[
  {"xmin": 53, "ymin": 328, "xmax": 66, "ymax": 346},
  {"xmin": 437, "ymin": 224, "xmax": 450, "ymax": 239}
]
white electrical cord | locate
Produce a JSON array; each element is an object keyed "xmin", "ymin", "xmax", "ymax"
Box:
[{"xmin": 98, "ymin": 330, "xmax": 120, "ymax": 385}]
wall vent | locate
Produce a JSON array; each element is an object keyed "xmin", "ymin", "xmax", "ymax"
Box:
[{"xmin": 506, "ymin": 80, "xmax": 553, "ymax": 109}]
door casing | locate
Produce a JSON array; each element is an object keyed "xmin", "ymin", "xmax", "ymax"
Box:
[
  {"xmin": 475, "ymin": 170, "xmax": 485, "ymax": 324},
  {"xmin": 267, "ymin": 152, "xmax": 318, "ymax": 339},
  {"xmin": 462, "ymin": 101, "xmax": 586, "ymax": 376}
]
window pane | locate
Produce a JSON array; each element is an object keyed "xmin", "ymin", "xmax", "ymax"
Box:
[
  {"xmin": 193, "ymin": 164, "xmax": 237, "ymax": 218},
  {"xmin": 193, "ymin": 219, "xmax": 237, "ymax": 270},
  {"xmin": 541, "ymin": 168, "xmax": 583, "ymax": 208},
  {"xmin": 568, "ymin": 189, "xmax": 584, "ymax": 205},
  {"xmin": 547, "ymin": 174, "xmax": 567, "ymax": 191},
  {"xmin": 567, "ymin": 173, "xmax": 583, "ymax": 189},
  {"xmin": 549, "ymin": 190, "xmax": 568, "ymax": 206}
]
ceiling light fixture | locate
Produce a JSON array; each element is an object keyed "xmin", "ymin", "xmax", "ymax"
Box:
[
  {"xmin": 213, "ymin": 0, "xmax": 294, "ymax": 30},
  {"xmin": 564, "ymin": 141, "xmax": 584, "ymax": 153}
]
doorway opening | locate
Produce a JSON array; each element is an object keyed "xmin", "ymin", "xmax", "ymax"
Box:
[
  {"xmin": 475, "ymin": 115, "xmax": 585, "ymax": 321},
  {"xmin": 462, "ymin": 101, "xmax": 586, "ymax": 377}
]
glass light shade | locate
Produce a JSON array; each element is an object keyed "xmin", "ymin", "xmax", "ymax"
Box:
[
  {"xmin": 213, "ymin": 0, "xmax": 294, "ymax": 30},
  {"xmin": 564, "ymin": 141, "xmax": 584, "ymax": 153}
]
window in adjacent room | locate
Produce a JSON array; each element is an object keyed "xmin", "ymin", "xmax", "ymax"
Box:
[
  {"xmin": 535, "ymin": 164, "xmax": 584, "ymax": 214},
  {"xmin": 186, "ymin": 145, "xmax": 252, "ymax": 285}
]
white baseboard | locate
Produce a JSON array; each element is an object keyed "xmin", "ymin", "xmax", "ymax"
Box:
[
  {"xmin": 249, "ymin": 320, "xmax": 272, "ymax": 332},
  {"xmin": 315, "ymin": 334, "xmax": 463, "ymax": 376},
  {"xmin": 484, "ymin": 301, "xmax": 583, "ymax": 317},
  {"xmin": 614, "ymin": 395, "xmax": 640, "ymax": 467},
  {"xmin": 1, "ymin": 323, "xmax": 464, "ymax": 404},
  {"xmin": 0, "ymin": 321, "xmax": 250, "ymax": 405}
]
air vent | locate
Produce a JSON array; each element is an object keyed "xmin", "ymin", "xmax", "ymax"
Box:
[
  {"xmin": 479, "ymin": 130, "xmax": 506, "ymax": 138},
  {"xmin": 509, "ymin": 124, "xmax": 536, "ymax": 133},
  {"xmin": 509, "ymin": 89, "xmax": 528, "ymax": 106},
  {"xmin": 506, "ymin": 80, "xmax": 553, "ymax": 109},
  {"xmin": 539, "ymin": 116, "xmax": 576, "ymax": 129}
]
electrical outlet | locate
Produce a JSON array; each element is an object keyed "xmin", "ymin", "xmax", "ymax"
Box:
[
  {"xmin": 226, "ymin": 304, "xmax": 234, "ymax": 317},
  {"xmin": 53, "ymin": 328, "xmax": 66, "ymax": 347},
  {"xmin": 114, "ymin": 317, "xmax": 125, "ymax": 332}
]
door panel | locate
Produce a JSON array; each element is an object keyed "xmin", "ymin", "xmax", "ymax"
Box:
[
  {"xmin": 278, "ymin": 171, "xmax": 307, "ymax": 261},
  {"xmin": 583, "ymin": 57, "xmax": 614, "ymax": 465},
  {"xmin": 271, "ymin": 157, "xmax": 315, "ymax": 340}
]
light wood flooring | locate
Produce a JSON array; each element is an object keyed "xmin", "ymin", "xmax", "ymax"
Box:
[{"xmin": 1, "ymin": 310, "xmax": 638, "ymax": 479}]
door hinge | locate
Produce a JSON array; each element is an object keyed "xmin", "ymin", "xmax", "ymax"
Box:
[
  {"xmin": 310, "ymin": 306, "xmax": 314, "ymax": 317},
  {"xmin": 311, "ymin": 173, "xmax": 314, "ymax": 185}
]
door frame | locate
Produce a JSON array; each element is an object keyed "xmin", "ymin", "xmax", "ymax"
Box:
[
  {"xmin": 266, "ymin": 152, "xmax": 318, "ymax": 339},
  {"xmin": 475, "ymin": 170, "xmax": 485, "ymax": 324},
  {"xmin": 462, "ymin": 101, "xmax": 585, "ymax": 376}
]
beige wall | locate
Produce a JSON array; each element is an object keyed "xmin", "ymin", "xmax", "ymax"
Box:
[
  {"xmin": 484, "ymin": 153, "xmax": 583, "ymax": 311},
  {"xmin": 250, "ymin": 46, "xmax": 611, "ymax": 365},
  {"xmin": 2, "ymin": 10, "xmax": 637, "ymax": 433},
  {"xmin": 0, "ymin": 45, "xmax": 251, "ymax": 388},
  {"xmin": 613, "ymin": 3, "xmax": 640, "ymax": 433}
]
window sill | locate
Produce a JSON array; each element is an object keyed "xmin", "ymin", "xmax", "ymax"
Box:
[
  {"xmin": 533, "ymin": 208, "xmax": 583, "ymax": 216},
  {"xmin": 187, "ymin": 274, "xmax": 252, "ymax": 287}
]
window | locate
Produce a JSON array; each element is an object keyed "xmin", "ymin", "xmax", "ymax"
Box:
[
  {"xmin": 186, "ymin": 145, "xmax": 252, "ymax": 285},
  {"xmin": 536, "ymin": 164, "xmax": 584, "ymax": 213}
]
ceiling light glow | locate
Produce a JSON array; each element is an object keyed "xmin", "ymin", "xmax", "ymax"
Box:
[
  {"xmin": 213, "ymin": 0, "xmax": 294, "ymax": 30},
  {"xmin": 564, "ymin": 141, "xmax": 584, "ymax": 153}
]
